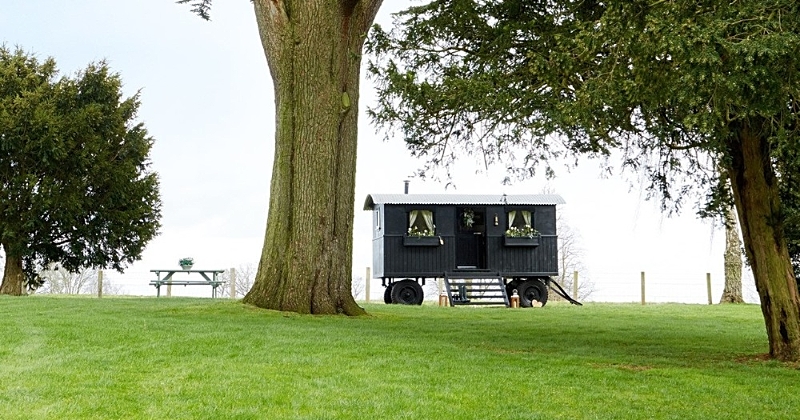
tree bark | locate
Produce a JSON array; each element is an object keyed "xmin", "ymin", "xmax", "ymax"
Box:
[
  {"xmin": 726, "ymin": 122, "xmax": 800, "ymax": 361},
  {"xmin": 0, "ymin": 247, "xmax": 25, "ymax": 296},
  {"xmin": 242, "ymin": 0, "xmax": 382, "ymax": 314},
  {"xmin": 720, "ymin": 204, "xmax": 745, "ymax": 303}
]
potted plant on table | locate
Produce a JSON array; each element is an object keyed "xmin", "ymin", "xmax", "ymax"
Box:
[
  {"xmin": 179, "ymin": 257, "xmax": 194, "ymax": 270},
  {"xmin": 504, "ymin": 225, "xmax": 540, "ymax": 246}
]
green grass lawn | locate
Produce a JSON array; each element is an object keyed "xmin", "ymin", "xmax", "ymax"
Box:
[{"xmin": 0, "ymin": 296, "xmax": 797, "ymax": 419}]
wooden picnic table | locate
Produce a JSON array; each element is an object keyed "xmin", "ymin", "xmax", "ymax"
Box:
[{"xmin": 149, "ymin": 269, "xmax": 226, "ymax": 298}]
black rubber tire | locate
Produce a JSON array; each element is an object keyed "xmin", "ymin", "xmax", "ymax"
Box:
[
  {"xmin": 518, "ymin": 278, "xmax": 548, "ymax": 307},
  {"xmin": 390, "ymin": 279, "xmax": 424, "ymax": 305},
  {"xmin": 384, "ymin": 283, "xmax": 394, "ymax": 304}
]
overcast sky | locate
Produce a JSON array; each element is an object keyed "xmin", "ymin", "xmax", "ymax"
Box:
[{"xmin": 1, "ymin": 1, "xmax": 752, "ymax": 301}]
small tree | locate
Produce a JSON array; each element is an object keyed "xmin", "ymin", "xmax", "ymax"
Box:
[
  {"xmin": 351, "ymin": 275, "xmax": 366, "ymax": 301},
  {"xmin": 216, "ymin": 264, "xmax": 257, "ymax": 299},
  {"xmin": 36, "ymin": 265, "xmax": 97, "ymax": 295},
  {"xmin": 34, "ymin": 265, "xmax": 121, "ymax": 295},
  {"xmin": 86, "ymin": 273, "xmax": 123, "ymax": 296},
  {"xmin": 551, "ymin": 214, "xmax": 595, "ymax": 302},
  {"xmin": 0, "ymin": 47, "xmax": 161, "ymax": 295},
  {"xmin": 535, "ymin": 186, "xmax": 594, "ymax": 301},
  {"xmin": 720, "ymin": 205, "xmax": 745, "ymax": 303}
]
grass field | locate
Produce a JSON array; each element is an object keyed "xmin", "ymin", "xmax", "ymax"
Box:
[{"xmin": 0, "ymin": 296, "xmax": 798, "ymax": 419}]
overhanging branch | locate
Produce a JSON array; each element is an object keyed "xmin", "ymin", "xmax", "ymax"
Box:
[
  {"xmin": 664, "ymin": 140, "xmax": 705, "ymax": 151},
  {"xmin": 176, "ymin": 0, "xmax": 213, "ymax": 20}
]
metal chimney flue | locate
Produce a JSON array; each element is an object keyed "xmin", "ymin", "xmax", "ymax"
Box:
[{"xmin": 404, "ymin": 180, "xmax": 410, "ymax": 194}]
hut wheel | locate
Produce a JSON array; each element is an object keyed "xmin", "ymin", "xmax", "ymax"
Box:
[
  {"xmin": 390, "ymin": 279, "xmax": 424, "ymax": 305},
  {"xmin": 518, "ymin": 279, "xmax": 549, "ymax": 307},
  {"xmin": 383, "ymin": 282, "xmax": 394, "ymax": 304}
]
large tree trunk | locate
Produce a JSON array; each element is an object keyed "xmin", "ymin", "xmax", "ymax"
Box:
[
  {"xmin": 720, "ymin": 204, "xmax": 745, "ymax": 303},
  {"xmin": 242, "ymin": 0, "xmax": 382, "ymax": 314},
  {"xmin": 0, "ymin": 248, "xmax": 25, "ymax": 296},
  {"xmin": 726, "ymin": 122, "xmax": 800, "ymax": 361}
]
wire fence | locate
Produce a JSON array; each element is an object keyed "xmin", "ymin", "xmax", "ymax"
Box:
[
  {"xmin": 575, "ymin": 269, "xmax": 760, "ymax": 304},
  {"xmin": 358, "ymin": 267, "xmax": 761, "ymax": 305},
  {"xmin": 37, "ymin": 267, "xmax": 254, "ymax": 299},
  {"xmin": 31, "ymin": 265, "xmax": 762, "ymax": 306}
]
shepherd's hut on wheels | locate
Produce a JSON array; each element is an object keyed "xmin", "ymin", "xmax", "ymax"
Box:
[{"xmin": 363, "ymin": 191, "xmax": 581, "ymax": 307}]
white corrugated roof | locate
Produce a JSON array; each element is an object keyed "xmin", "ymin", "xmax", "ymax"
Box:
[{"xmin": 363, "ymin": 194, "xmax": 565, "ymax": 210}]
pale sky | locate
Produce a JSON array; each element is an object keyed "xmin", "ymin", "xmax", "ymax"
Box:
[{"xmin": 0, "ymin": 1, "xmax": 754, "ymax": 302}]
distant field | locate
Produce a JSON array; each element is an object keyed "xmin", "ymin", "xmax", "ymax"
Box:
[{"xmin": 0, "ymin": 297, "xmax": 797, "ymax": 419}]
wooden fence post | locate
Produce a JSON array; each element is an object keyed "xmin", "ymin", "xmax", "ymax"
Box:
[
  {"xmin": 365, "ymin": 267, "xmax": 371, "ymax": 302},
  {"xmin": 706, "ymin": 273, "xmax": 712, "ymax": 305},
  {"xmin": 97, "ymin": 270, "xmax": 103, "ymax": 298},
  {"xmin": 230, "ymin": 267, "xmax": 237, "ymax": 299},
  {"xmin": 641, "ymin": 271, "xmax": 646, "ymax": 305},
  {"xmin": 573, "ymin": 271, "xmax": 579, "ymax": 299},
  {"xmin": 167, "ymin": 281, "xmax": 172, "ymax": 297}
]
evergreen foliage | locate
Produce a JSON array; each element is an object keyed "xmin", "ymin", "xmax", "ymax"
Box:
[
  {"xmin": 176, "ymin": 0, "xmax": 213, "ymax": 20},
  {"xmin": 367, "ymin": 0, "xmax": 799, "ymax": 213},
  {"xmin": 367, "ymin": 0, "xmax": 800, "ymax": 359},
  {"xmin": 0, "ymin": 47, "xmax": 161, "ymax": 291}
]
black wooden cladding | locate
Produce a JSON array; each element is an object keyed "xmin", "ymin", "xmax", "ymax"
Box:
[
  {"xmin": 369, "ymin": 196, "xmax": 561, "ymax": 279},
  {"xmin": 382, "ymin": 236, "xmax": 453, "ymax": 277},
  {"xmin": 376, "ymin": 234, "xmax": 558, "ymax": 278},
  {"xmin": 489, "ymin": 235, "xmax": 558, "ymax": 275}
]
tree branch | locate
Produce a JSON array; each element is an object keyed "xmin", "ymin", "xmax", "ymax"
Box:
[
  {"xmin": 355, "ymin": 0, "xmax": 384, "ymax": 34},
  {"xmin": 176, "ymin": 0, "xmax": 213, "ymax": 20},
  {"xmin": 663, "ymin": 140, "xmax": 706, "ymax": 150}
]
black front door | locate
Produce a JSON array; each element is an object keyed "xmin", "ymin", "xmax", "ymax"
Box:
[{"xmin": 455, "ymin": 207, "xmax": 486, "ymax": 269}]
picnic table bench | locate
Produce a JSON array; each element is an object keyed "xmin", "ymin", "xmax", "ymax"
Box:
[{"xmin": 149, "ymin": 269, "xmax": 226, "ymax": 298}]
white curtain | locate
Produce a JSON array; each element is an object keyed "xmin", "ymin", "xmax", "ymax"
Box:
[
  {"xmin": 409, "ymin": 211, "xmax": 418, "ymax": 229},
  {"xmin": 522, "ymin": 211, "xmax": 532, "ymax": 227},
  {"xmin": 422, "ymin": 210, "xmax": 434, "ymax": 232},
  {"xmin": 508, "ymin": 211, "xmax": 516, "ymax": 228}
]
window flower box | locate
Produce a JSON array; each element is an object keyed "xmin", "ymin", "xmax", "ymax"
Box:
[
  {"xmin": 403, "ymin": 236, "xmax": 442, "ymax": 247},
  {"xmin": 503, "ymin": 236, "xmax": 540, "ymax": 247}
]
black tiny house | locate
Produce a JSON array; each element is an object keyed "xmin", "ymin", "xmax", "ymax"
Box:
[{"xmin": 363, "ymin": 193, "xmax": 573, "ymax": 307}]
